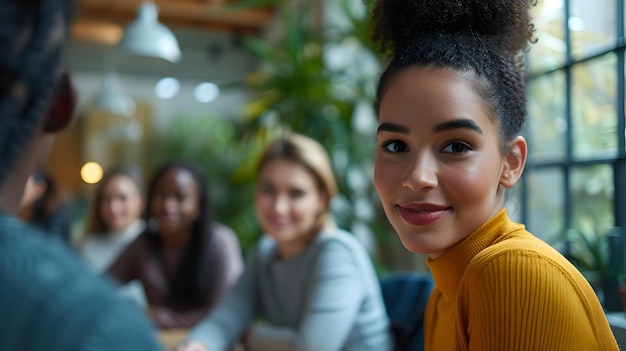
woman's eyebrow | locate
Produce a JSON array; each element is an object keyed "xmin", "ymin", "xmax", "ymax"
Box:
[
  {"xmin": 433, "ymin": 119, "xmax": 483, "ymax": 134},
  {"xmin": 377, "ymin": 119, "xmax": 483, "ymax": 135},
  {"xmin": 377, "ymin": 122, "xmax": 409, "ymax": 134}
]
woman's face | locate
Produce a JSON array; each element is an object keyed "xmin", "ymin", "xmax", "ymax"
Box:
[
  {"xmin": 374, "ymin": 67, "xmax": 524, "ymax": 259},
  {"xmin": 99, "ymin": 175, "xmax": 144, "ymax": 232},
  {"xmin": 150, "ymin": 168, "xmax": 200, "ymax": 238},
  {"xmin": 255, "ymin": 159, "xmax": 327, "ymax": 255}
]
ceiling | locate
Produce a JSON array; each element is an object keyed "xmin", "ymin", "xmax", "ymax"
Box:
[{"xmin": 72, "ymin": 0, "xmax": 277, "ymax": 46}]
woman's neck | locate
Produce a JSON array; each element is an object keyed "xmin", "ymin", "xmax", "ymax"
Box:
[
  {"xmin": 276, "ymin": 227, "xmax": 320, "ymax": 260},
  {"xmin": 161, "ymin": 231, "xmax": 190, "ymax": 251}
]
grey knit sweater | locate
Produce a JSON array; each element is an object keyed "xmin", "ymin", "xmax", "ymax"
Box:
[
  {"xmin": 187, "ymin": 229, "xmax": 394, "ymax": 351},
  {"xmin": 0, "ymin": 212, "xmax": 164, "ymax": 350}
]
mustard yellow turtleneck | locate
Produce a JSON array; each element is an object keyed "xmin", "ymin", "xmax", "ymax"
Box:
[{"xmin": 425, "ymin": 209, "xmax": 619, "ymax": 351}]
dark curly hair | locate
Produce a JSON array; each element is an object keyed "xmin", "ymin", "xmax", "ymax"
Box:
[{"xmin": 370, "ymin": 0, "xmax": 537, "ymax": 150}]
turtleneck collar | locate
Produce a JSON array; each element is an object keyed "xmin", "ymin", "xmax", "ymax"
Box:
[{"xmin": 425, "ymin": 208, "xmax": 524, "ymax": 303}]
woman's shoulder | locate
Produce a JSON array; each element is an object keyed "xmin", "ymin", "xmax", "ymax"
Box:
[
  {"xmin": 312, "ymin": 229, "xmax": 373, "ymax": 265},
  {"xmin": 211, "ymin": 222, "xmax": 238, "ymax": 239},
  {"xmin": 472, "ymin": 231, "xmax": 567, "ymax": 268},
  {"xmin": 209, "ymin": 222, "xmax": 242, "ymax": 249},
  {"xmin": 466, "ymin": 232, "xmax": 587, "ymax": 288},
  {"xmin": 316, "ymin": 229, "xmax": 367, "ymax": 251}
]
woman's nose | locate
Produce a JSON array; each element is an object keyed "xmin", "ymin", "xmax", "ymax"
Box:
[
  {"xmin": 271, "ymin": 195, "xmax": 289, "ymax": 213},
  {"xmin": 401, "ymin": 154, "xmax": 438, "ymax": 191},
  {"xmin": 164, "ymin": 197, "xmax": 178, "ymax": 210}
]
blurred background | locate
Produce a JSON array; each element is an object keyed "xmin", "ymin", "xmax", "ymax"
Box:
[{"xmin": 47, "ymin": 0, "xmax": 626, "ymax": 293}]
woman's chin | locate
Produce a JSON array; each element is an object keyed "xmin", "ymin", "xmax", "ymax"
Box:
[{"xmin": 396, "ymin": 232, "xmax": 440, "ymax": 256}]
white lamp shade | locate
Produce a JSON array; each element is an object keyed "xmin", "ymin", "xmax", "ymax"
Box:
[
  {"xmin": 118, "ymin": 2, "xmax": 181, "ymax": 63},
  {"xmin": 93, "ymin": 72, "xmax": 136, "ymax": 117}
]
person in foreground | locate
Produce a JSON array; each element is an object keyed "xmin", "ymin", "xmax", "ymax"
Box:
[
  {"xmin": 369, "ymin": 0, "xmax": 619, "ymax": 350},
  {"xmin": 107, "ymin": 159, "xmax": 244, "ymax": 329},
  {"xmin": 178, "ymin": 134, "xmax": 393, "ymax": 351},
  {"xmin": 0, "ymin": 0, "xmax": 163, "ymax": 349}
]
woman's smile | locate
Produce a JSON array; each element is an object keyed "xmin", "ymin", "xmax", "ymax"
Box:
[{"xmin": 397, "ymin": 203, "xmax": 450, "ymax": 226}]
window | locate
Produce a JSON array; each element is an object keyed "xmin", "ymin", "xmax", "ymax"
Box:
[{"xmin": 523, "ymin": 0, "xmax": 625, "ymax": 249}]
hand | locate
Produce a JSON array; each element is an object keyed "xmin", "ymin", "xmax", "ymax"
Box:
[{"xmin": 176, "ymin": 340, "xmax": 208, "ymax": 351}]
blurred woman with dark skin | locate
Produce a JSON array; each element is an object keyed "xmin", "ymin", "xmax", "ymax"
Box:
[{"xmin": 107, "ymin": 159, "xmax": 244, "ymax": 329}]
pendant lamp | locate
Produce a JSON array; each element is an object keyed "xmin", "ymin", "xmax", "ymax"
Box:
[{"xmin": 118, "ymin": 1, "xmax": 181, "ymax": 63}]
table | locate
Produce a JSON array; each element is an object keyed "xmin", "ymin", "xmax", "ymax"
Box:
[
  {"xmin": 158, "ymin": 329, "xmax": 246, "ymax": 351},
  {"xmin": 159, "ymin": 328, "xmax": 189, "ymax": 351}
]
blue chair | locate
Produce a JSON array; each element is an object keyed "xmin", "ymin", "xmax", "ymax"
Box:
[{"xmin": 380, "ymin": 272, "xmax": 434, "ymax": 351}]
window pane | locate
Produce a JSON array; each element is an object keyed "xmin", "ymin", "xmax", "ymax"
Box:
[
  {"xmin": 528, "ymin": 0, "xmax": 565, "ymax": 73},
  {"xmin": 570, "ymin": 0, "xmax": 616, "ymax": 59},
  {"xmin": 527, "ymin": 71, "xmax": 566, "ymax": 161},
  {"xmin": 571, "ymin": 165, "xmax": 615, "ymax": 237},
  {"xmin": 526, "ymin": 169, "xmax": 564, "ymax": 246},
  {"xmin": 572, "ymin": 53, "xmax": 617, "ymax": 158}
]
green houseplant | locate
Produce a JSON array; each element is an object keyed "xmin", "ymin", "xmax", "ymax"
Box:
[
  {"xmin": 147, "ymin": 0, "xmax": 420, "ymax": 272},
  {"xmin": 564, "ymin": 227, "xmax": 624, "ymax": 311}
]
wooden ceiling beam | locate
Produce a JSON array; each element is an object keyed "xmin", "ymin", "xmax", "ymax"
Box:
[{"xmin": 75, "ymin": 0, "xmax": 274, "ymax": 32}]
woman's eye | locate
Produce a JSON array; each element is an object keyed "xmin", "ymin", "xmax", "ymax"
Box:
[
  {"xmin": 442, "ymin": 142, "xmax": 472, "ymax": 153},
  {"xmin": 289, "ymin": 189, "xmax": 305, "ymax": 199},
  {"xmin": 260, "ymin": 185, "xmax": 275, "ymax": 195},
  {"xmin": 382, "ymin": 140, "xmax": 408, "ymax": 153}
]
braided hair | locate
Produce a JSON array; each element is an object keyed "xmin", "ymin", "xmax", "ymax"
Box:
[
  {"xmin": 0, "ymin": 0, "xmax": 73, "ymax": 185},
  {"xmin": 370, "ymin": 0, "xmax": 536, "ymax": 151}
]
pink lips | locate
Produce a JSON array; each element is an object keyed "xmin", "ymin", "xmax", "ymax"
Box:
[{"xmin": 397, "ymin": 203, "xmax": 449, "ymax": 226}]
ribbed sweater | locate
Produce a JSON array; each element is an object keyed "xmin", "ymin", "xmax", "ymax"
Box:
[{"xmin": 425, "ymin": 209, "xmax": 619, "ymax": 351}]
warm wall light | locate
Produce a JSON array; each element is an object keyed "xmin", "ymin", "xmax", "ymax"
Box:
[
  {"xmin": 81, "ymin": 162, "xmax": 104, "ymax": 184},
  {"xmin": 117, "ymin": 1, "xmax": 181, "ymax": 63}
]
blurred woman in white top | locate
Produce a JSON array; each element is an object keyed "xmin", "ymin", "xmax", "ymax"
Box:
[{"xmin": 76, "ymin": 165, "xmax": 147, "ymax": 305}]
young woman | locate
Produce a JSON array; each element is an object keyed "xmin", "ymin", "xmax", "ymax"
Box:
[
  {"xmin": 369, "ymin": 0, "xmax": 619, "ymax": 350},
  {"xmin": 106, "ymin": 160, "xmax": 244, "ymax": 329},
  {"xmin": 78, "ymin": 166, "xmax": 146, "ymax": 273},
  {"xmin": 77, "ymin": 166, "xmax": 147, "ymax": 305},
  {"xmin": 178, "ymin": 134, "xmax": 393, "ymax": 351}
]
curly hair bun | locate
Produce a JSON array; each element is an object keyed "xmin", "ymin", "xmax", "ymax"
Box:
[{"xmin": 370, "ymin": 0, "xmax": 535, "ymax": 57}]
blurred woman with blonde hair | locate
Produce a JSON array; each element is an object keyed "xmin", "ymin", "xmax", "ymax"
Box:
[{"xmin": 178, "ymin": 133, "xmax": 393, "ymax": 351}]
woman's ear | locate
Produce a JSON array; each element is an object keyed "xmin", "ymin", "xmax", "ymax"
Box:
[
  {"xmin": 499, "ymin": 136, "xmax": 527, "ymax": 188},
  {"xmin": 43, "ymin": 71, "xmax": 77, "ymax": 133},
  {"xmin": 318, "ymin": 190, "xmax": 330, "ymax": 213}
]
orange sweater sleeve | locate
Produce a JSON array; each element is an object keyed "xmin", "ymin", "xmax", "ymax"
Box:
[{"xmin": 456, "ymin": 240, "xmax": 618, "ymax": 351}]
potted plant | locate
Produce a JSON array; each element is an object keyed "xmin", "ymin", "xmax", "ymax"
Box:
[{"xmin": 564, "ymin": 227, "xmax": 624, "ymax": 311}]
